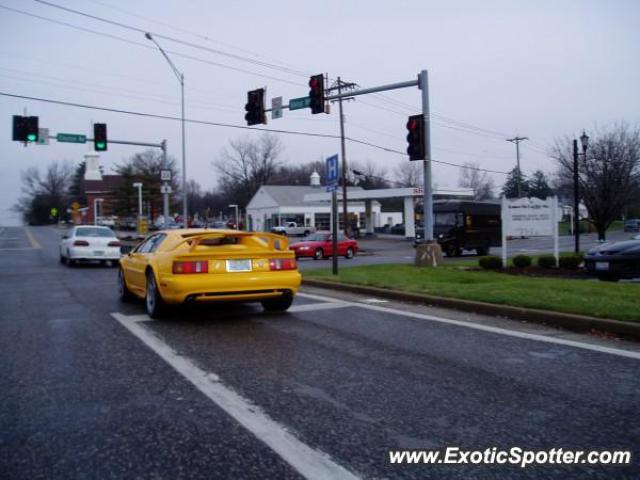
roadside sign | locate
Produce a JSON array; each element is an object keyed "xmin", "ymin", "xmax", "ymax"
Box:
[
  {"xmin": 137, "ymin": 216, "xmax": 148, "ymax": 236},
  {"xmin": 56, "ymin": 133, "xmax": 87, "ymax": 144},
  {"xmin": 37, "ymin": 128, "xmax": 49, "ymax": 145},
  {"xmin": 289, "ymin": 96, "xmax": 311, "ymax": 111},
  {"xmin": 71, "ymin": 201, "xmax": 80, "ymax": 211},
  {"xmin": 326, "ymin": 154, "xmax": 339, "ymax": 186},
  {"xmin": 271, "ymin": 96, "xmax": 283, "ymax": 119},
  {"xmin": 160, "ymin": 184, "xmax": 172, "ymax": 194},
  {"xmin": 160, "ymin": 169, "xmax": 172, "ymax": 182},
  {"xmin": 50, "ymin": 207, "xmax": 58, "ymax": 217},
  {"xmin": 326, "ymin": 184, "xmax": 338, "ymax": 193}
]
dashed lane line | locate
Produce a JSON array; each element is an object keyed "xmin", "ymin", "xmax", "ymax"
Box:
[
  {"xmin": 110, "ymin": 312, "xmax": 360, "ymax": 480},
  {"xmin": 24, "ymin": 227, "xmax": 42, "ymax": 250}
]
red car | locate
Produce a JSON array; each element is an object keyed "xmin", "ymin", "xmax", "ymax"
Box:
[{"xmin": 290, "ymin": 232, "xmax": 358, "ymax": 260}]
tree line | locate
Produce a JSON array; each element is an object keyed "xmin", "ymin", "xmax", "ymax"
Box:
[{"xmin": 13, "ymin": 125, "xmax": 640, "ymax": 240}]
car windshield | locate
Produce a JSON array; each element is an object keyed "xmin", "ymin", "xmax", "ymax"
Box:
[
  {"xmin": 75, "ymin": 227, "xmax": 114, "ymax": 237},
  {"xmin": 304, "ymin": 233, "xmax": 329, "ymax": 241}
]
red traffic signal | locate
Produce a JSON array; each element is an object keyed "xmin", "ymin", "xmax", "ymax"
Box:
[
  {"xmin": 244, "ymin": 88, "xmax": 266, "ymax": 126},
  {"xmin": 406, "ymin": 114, "xmax": 425, "ymax": 160},
  {"xmin": 308, "ymin": 74, "xmax": 325, "ymax": 114}
]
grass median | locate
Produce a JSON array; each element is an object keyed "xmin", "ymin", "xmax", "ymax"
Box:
[{"xmin": 303, "ymin": 264, "xmax": 640, "ymax": 323}]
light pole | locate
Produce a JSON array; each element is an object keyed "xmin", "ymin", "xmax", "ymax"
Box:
[
  {"xmin": 145, "ymin": 32, "xmax": 187, "ymax": 228},
  {"xmin": 228, "ymin": 204, "xmax": 239, "ymax": 230},
  {"xmin": 506, "ymin": 136, "xmax": 529, "ymax": 198},
  {"xmin": 133, "ymin": 182, "xmax": 143, "ymax": 217},
  {"xmin": 573, "ymin": 130, "xmax": 589, "ymax": 253},
  {"xmin": 93, "ymin": 198, "xmax": 104, "ymax": 226}
]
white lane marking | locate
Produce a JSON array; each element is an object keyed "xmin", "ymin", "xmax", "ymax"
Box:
[
  {"xmin": 298, "ymin": 292, "xmax": 640, "ymax": 360},
  {"xmin": 111, "ymin": 312, "xmax": 360, "ymax": 480},
  {"xmin": 362, "ymin": 298, "xmax": 389, "ymax": 304},
  {"xmin": 288, "ymin": 302, "xmax": 351, "ymax": 313}
]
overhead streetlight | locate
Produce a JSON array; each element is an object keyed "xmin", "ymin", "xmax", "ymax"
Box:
[{"xmin": 145, "ymin": 32, "xmax": 187, "ymax": 228}]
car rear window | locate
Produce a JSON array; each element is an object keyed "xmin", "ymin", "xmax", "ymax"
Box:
[{"xmin": 76, "ymin": 227, "xmax": 114, "ymax": 237}]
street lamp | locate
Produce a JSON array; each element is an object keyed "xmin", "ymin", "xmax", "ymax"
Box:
[
  {"xmin": 228, "ymin": 204, "xmax": 239, "ymax": 230},
  {"xmin": 145, "ymin": 32, "xmax": 187, "ymax": 228},
  {"xmin": 133, "ymin": 182, "xmax": 143, "ymax": 217},
  {"xmin": 572, "ymin": 130, "xmax": 589, "ymax": 253}
]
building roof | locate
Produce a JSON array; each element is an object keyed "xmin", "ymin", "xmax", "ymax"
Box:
[{"xmin": 83, "ymin": 175, "xmax": 124, "ymax": 194}]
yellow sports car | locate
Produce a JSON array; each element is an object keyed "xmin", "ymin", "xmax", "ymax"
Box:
[{"xmin": 118, "ymin": 229, "xmax": 301, "ymax": 318}]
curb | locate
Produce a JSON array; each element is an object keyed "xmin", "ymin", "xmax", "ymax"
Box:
[{"xmin": 302, "ymin": 278, "xmax": 640, "ymax": 340}]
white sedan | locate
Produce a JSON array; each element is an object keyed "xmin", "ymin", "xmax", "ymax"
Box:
[{"xmin": 59, "ymin": 226, "xmax": 122, "ymax": 266}]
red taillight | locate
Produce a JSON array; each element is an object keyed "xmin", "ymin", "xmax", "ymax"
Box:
[
  {"xmin": 269, "ymin": 258, "xmax": 297, "ymax": 271},
  {"xmin": 173, "ymin": 260, "xmax": 209, "ymax": 274},
  {"xmin": 73, "ymin": 240, "xmax": 89, "ymax": 246},
  {"xmin": 108, "ymin": 241, "xmax": 121, "ymax": 247}
]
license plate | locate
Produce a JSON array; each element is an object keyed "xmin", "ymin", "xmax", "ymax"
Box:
[
  {"xmin": 93, "ymin": 250, "xmax": 104, "ymax": 256},
  {"xmin": 595, "ymin": 262, "xmax": 609, "ymax": 271},
  {"xmin": 226, "ymin": 259, "xmax": 252, "ymax": 272}
]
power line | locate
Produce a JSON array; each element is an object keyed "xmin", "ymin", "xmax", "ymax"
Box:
[
  {"xmin": 0, "ymin": 3, "xmax": 303, "ymax": 87},
  {"xmin": 1, "ymin": 91, "xmax": 510, "ymax": 175},
  {"xmin": 33, "ymin": 0, "xmax": 311, "ymax": 78}
]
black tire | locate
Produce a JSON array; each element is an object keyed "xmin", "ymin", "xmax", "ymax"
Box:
[
  {"xmin": 262, "ymin": 293, "xmax": 293, "ymax": 312},
  {"xmin": 59, "ymin": 253, "xmax": 65, "ymax": 264},
  {"xmin": 313, "ymin": 248, "xmax": 324, "ymax": 260},
  {"xmin": 117, "ymin": 268, "xmax": 135, "ymax": 302},
  {"xmin": 476, "ymin": 245, "xmax": 489, "ymax": 256},
  {"xmin": 65, "ymin": 252, "xmax": 75, "ymax": 267},
  {"xmin": 303, "ymin": 230, "xmax": 310, "ymax": 236},
  {"xmin": 345, "ymin": 247, "xmax": 355, "ymax": 259},
  {"xmin": 145, "ymin": 270, "xmax": 167, "ymax": 318},
  {"xmin": 598, "ymin": 275, "xmax": 620, "ymax": 282},
  {"xmin": 445, "ymin": 243, "xmax": 461, "ymax": 257}
]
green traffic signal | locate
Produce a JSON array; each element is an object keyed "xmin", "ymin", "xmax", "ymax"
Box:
[{"xmin": 27, "ymin": 133, "xmax": 37, "ymax": 142}]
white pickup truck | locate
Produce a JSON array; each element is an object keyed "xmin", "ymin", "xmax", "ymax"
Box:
[{"xmin": 271, "ymin": 222, "xmax": 315, "ymax": 237}]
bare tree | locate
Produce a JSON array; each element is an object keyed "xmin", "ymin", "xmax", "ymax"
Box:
[
  {"xmin": 552, "ymin": 123, "xmax": 640, "ymax": 240},
  {"xmin": 13, "ymin": 161, "xmax": 73, "ymax": 224},
  {"xmin": 213, "ymin": 134, "xmax": 283, "ymax": 206},
  {"xmin": 458, "ymin": 161, "xmax": 495, "ymax": 200},
  {"xmin": 393, "ymin": 161, "xmax": 423, "ymax": 187},
  {"xmin": 350, "ymin": 160, "xmax": 389, "ymax": 189}
]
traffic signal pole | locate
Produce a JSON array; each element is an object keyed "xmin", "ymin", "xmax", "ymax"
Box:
[{"xmin": 419, "ymin": 70, "xmax": 434, "ymax": 242}]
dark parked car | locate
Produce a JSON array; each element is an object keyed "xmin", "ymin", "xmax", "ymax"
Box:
[
  {"xmin": 414, "ymin": 200, "xmax": 501, "ymax": 256},
  {"xmin": 584, "ymin": 238, "xmax": 640, "ymax": 281},
  {"xmin": 623, "ymin": 219, "xmax": 640, "ymax": 232}
]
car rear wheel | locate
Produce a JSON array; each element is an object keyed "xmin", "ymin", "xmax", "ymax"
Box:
[
  {"xmin": 262, "ymin": 293, "xmax": 293, "ymax": 312},
  {"xmin": 445, "ymin": 243, "xmax": 461, "ymax": 257},
  {"xmin": 313, "ymin": 248, "xmax": 324, "ymax": 260},
  {"xmin": 65, "ymin": 251, "xmax": 75, "ymax": 267},
  {"xmin": 476, "ymin": 244, "xmax": 489, "ymax": 256},
  {"xmin": 598, "ymin": 275, "xmax": 620, "ymax": 282},
  {"xmin": 145, "ymin": 271, "xmax": 167, "ymax": 318},
  {"xmin": 345, "ymin": 247, "xmax": 355, "ymax": 259},
  {"xmin": 117, "ymin": 268, "xmax": 135, "ymax": 302}
]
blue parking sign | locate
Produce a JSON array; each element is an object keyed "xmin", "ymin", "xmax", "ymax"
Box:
[{"xmin": 326, "ymin": 154, "xmax": 339, "ymax": 186}]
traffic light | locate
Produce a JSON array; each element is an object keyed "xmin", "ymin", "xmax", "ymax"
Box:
[
  {"xmin": 244, "ymin": 88, "xmax": 266, "ymax": 126},
  {"xmin": 12, "ymin": 115, "xmax": 38, "ymax": 143},
  {"xmin": 308, "ymin": 74, "xmax": 325, "ymax": 114},
  {"xmin": 94, "ymin": 123, "xmax": 107, "ymax": 151},
  {"xmin": 406, "ymin": 114, "xmax": 425, "ymax": 160}
]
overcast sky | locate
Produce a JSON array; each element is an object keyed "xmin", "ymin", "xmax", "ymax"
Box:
[{"xmin": 1, "ymin": 0, "xmax": 639, "ymax": 225}]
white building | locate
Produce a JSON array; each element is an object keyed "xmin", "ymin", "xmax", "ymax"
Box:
[{"xmin": 246, "ymin": 183, "xmax": 381, "ymax": 232}]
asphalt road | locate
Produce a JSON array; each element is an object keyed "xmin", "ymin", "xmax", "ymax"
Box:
[{"xmin": 1, "ymin": 225, "xmax": 639, "ymax": 479}]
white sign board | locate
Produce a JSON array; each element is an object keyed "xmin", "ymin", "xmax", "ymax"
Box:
[
  {"xmin": 160, "ymin": 184, "xmax": 172, "ymax": 194},
  {"xmin": 37, "ymin": 128, "xmax": 49, "ymax": 145},
  {"xmin": 160, "ymin": 170, "xmax": 172, "ymax": 182},
  {"xmin": 501, "ymin": 196, "xmax": 560, "ymax": 267},
  {"xmin": 503, "ymin": 197, "xmax": 556, "ymax": 237}
]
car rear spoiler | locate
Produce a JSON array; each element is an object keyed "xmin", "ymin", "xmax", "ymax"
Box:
[{"xmin": 173, "ymin": 231, "xmax": 290, "ymax": 252}]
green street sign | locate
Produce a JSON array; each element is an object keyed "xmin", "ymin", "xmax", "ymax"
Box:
[
  {"xmin": 289, "ymin": 96, "xmax": 311, "ymax": 111},
  {"xmin": 56, "ymin": 133, "xmax": 87, "ymax": 144}
]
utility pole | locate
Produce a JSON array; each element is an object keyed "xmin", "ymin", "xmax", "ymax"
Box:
[
  {"xmin": 330, "ymin": 77, "xmax": 356, "ymax": 238},
  {"xmin": 506, "ymin": 136, "xmax": 528, "ymax": 197}
]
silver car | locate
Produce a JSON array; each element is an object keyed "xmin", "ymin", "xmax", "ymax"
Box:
[{"xmin": 59, "ymin": 226, "xmax": 122, "ymax": 266}]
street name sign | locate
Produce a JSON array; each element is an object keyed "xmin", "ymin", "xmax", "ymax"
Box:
[
  {"xmin": 57, "ymin": 133, "xmax": 87, "ymax": 144},
  {"xmin": 289, "ymin": 96, "xmax": 311, "ymax": 111}
]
